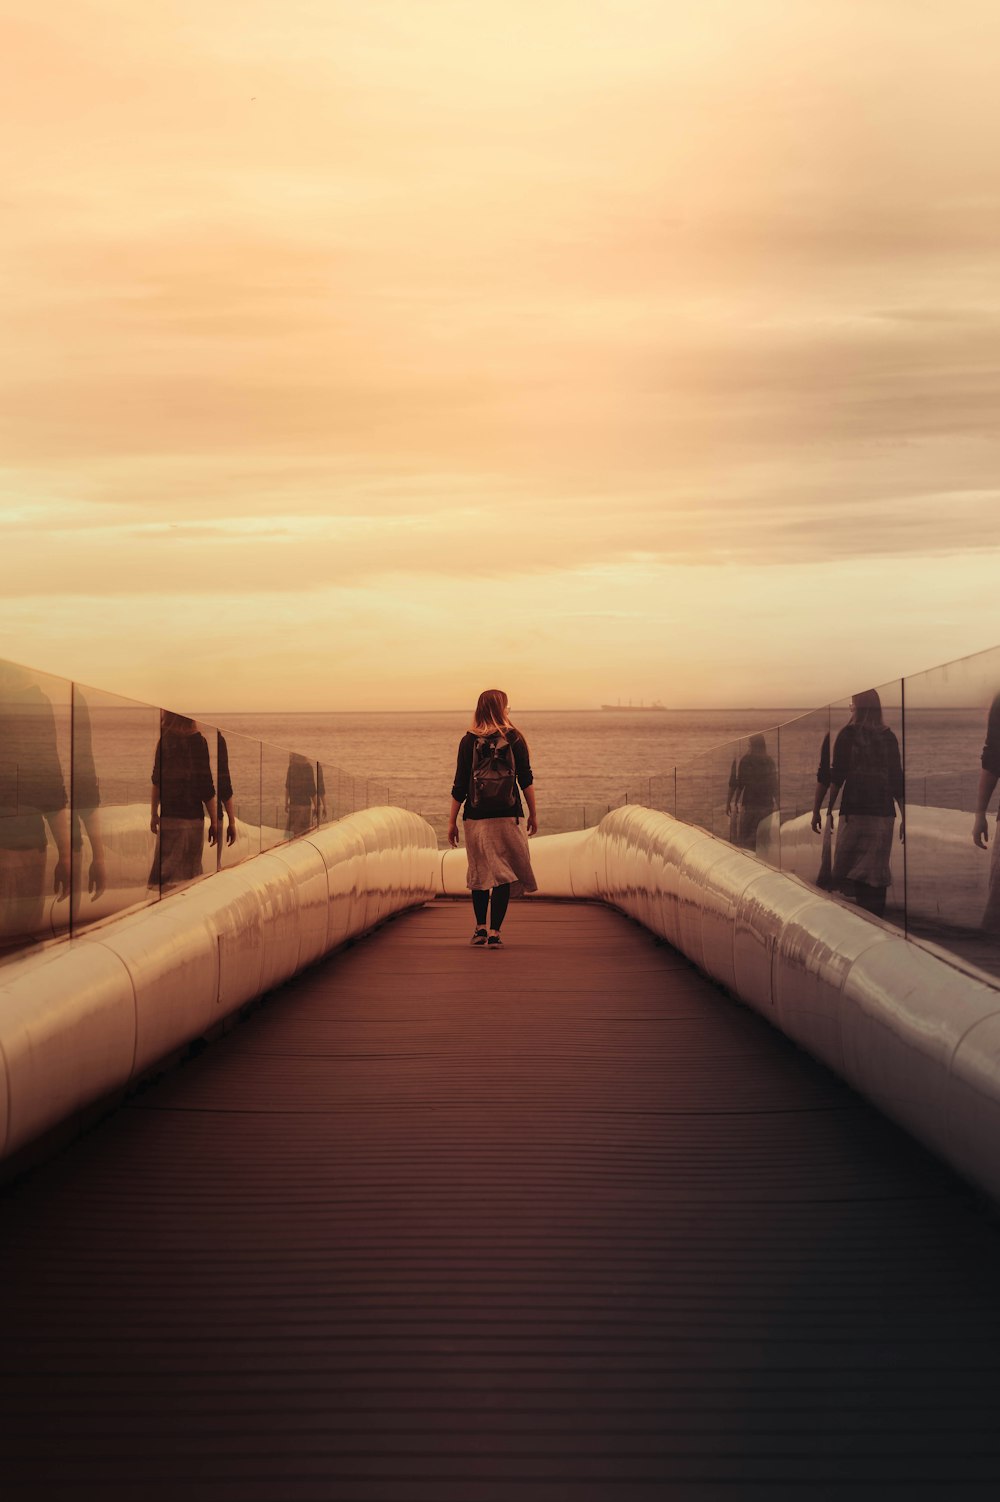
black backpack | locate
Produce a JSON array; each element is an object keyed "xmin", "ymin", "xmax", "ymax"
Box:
[
  {"xmin": 846, "ymin": 726, "xmax": 892, "ymax": 811},
  {"xmin": 469, "ymin": 732, "xmax": 518, "ymax": 814}
]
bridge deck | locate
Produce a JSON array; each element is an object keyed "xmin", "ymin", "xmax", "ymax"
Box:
[{"xmin": 3, "ymin": 897, "xmax": 1000, "ymax": 1499}]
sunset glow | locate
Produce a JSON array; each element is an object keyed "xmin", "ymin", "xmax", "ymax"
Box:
[{"xmin": 4, "ymin": 1, "xmax": 999, "ymax": 707}]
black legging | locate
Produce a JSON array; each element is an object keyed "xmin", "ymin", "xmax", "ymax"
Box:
[{"xmin": 472, "ymin": 883, "xmax": 511, "ymax": 930}]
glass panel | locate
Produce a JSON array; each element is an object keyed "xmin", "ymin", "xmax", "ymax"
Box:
[
  {"xmin": 152, "ymin": 711, "xmax": 217, "ymax": 895},
  {"xmin": 284, "ymin": 752, "xmax": 321, "ymax": 840},
  {"xmin": 260, "ymin": 740, "xmax": 291, "ymax": 851},
  {"xmin": 675, "ymin": 750, "xmax": 714, "ymax": 832},
  {"xmin": 544, "ymin": 804, "xmax": 588, "ymax": 836},
  {"xmin": 649, "ymin": 771, "xmax": 675, "ymax": 817},
  {"xmin": 70, "ymin": 682, "xmax": 159, "ymax": 933},
  {"xmin": 702, "ymin": 739, "xmax": 734, "ymax": 843},
  {"xmin": 901, "ymin": 644, "xmax": 1000, "ymax": 977},
  {"xmin": 0, "ymin": 659, "xmax": 73, "ymax": 956},
  {"xmin": 342, "ymin": 772, "xmax": 361, "ymax": 815},
  {"xmin": 822, "ymin": 680, "xmax": 904, "ymax": 929},
  {"xmin": 317, "ymin": 762, "xmax": 337, "ymax": 829},
  {"xmin": 734, "ymin": 725, "xmax": 780, "ymax": 864},
  {"xmin": 776, "ymin": 704, "xmax": 833, "ymax": 889},
  {"xmin": 218, "ymin": 728, "xmax": 261, "ymax": 868}
]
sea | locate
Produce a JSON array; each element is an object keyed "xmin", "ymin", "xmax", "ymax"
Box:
[
  {"xmin": 64, "ymin": 700, "xmax": 991, "ymax": 847},
  {"xmin": 191, "ymin": 705, "xmax": 991, "ymax": 842},
  {"xmin": 207, "ymin": 708, "xmax": 804, "ymax": 827}
]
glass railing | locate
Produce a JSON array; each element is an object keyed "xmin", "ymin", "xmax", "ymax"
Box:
[
  {"xmin": 5, "ymin": 642, "xmax": 998, "ymax": 980},
  {"xmin": 667, "ymin": 643, "xmax": 1000, "ymax": 979},
  {"xmin": 0, "ymin": 656, "xmax": 411, "ymax": 964}
]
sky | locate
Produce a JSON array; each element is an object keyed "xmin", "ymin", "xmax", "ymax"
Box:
[{"xmin": 3, "ymin": 0, "xmax": 999, "ymax": 710}]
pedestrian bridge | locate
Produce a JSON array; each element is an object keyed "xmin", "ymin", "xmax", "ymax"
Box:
[{"xmin": 2, "ymin": 807, "xmax": 1000, "ymax": 1500}]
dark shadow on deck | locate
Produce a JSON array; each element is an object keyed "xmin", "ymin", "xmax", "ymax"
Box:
[{"xmin": 3, "ymin": 898, "xmax": 1000, "ymax": 1500}]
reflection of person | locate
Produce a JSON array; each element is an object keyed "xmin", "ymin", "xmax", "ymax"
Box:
[
  {"xmin": 811, "ymin": 689, "xmax": 904, "ymax": 918},
  {"xmin": 284, "ymin": 752, "xmax": 325, "ymax": 837},
  {"xmin": 149, "ymin": 712, "xmax": 218, "ymax": 889},
  {"xmin": 0, "ymin": 662, "xmax": 71, "ymax": 947},
  {"xmin": 972, "ymin": 692, "xmax": 1000, "ymax": 932},
  {"xmin": 726, "ymin": 734, "xmax": 778, "ymax": 850},
  {"xmin": 447, "ymin": 689, "xmax": 538, "ymax": 948}
]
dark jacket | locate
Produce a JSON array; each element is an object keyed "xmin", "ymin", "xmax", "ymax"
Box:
[
  {"xmin": 451, "ymin": 728, "xmax": 533, "ymax": 821},
  {"xmin": 830, "ymin": 723, "xmax": 903, "ymax": 818},
  {"xmin": 152, "ymin": 731, "xmax": 216, "ymax": 820},
  {"xmin": 732, "ymin": 750, "xmax": 777, "ymax": 810}
]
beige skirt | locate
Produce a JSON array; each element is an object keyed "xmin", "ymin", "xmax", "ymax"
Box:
[{"xmin": 464, "ymin": 817, "xmax": 538, "ymax": 893}]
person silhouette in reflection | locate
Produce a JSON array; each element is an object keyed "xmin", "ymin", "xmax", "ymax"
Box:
[
  {"xmin": 284, "ymin": 752, "xmax": 325, "ymax": 837},
  {"xmin": 447, "ymin": 689, "xmax": 538, "ymax": 948},
  {"xmin": 811, "ymin": 689, "xmax": 904, "ymax": 918},
  {"xmin": 0, "ymin": 661, "xmax": 71, "ymax": 949},
  {"xmin": 149, "ymin": 711, "xmax": 218, "ymax": 889},
  {"xmin": 972, "ymin": 691, "xmax": 1000, "ymax": 933},
  {"xmin": 216, "ymin": 732, "xmax": 238, "ymax": 858},
  {"xmin": 726, "ymin": 734, "xmax": 778, "ymax": 851}
]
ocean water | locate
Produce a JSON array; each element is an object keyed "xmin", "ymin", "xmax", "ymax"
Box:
[
  {"xmin": 66, "ymin": 702, "xmax": 992, "ymax": 847},
  {"xmin": 208, "ymin": 708, "xmax": 807, "ymax": 827}
]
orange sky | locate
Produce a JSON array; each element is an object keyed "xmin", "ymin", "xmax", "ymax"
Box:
[{"xmin": 3, "ymin": 1, "xmax": 999, "ymax": 708}]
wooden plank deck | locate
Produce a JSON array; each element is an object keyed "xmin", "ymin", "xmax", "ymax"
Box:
[{"xmin": 3, "ymin": 896, "xmax": 1000, "ymax": 1500}]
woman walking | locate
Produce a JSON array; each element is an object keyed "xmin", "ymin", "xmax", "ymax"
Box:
[{"xmin": 447, "ymin": 689, "xmax": 538, "ymax": 947}]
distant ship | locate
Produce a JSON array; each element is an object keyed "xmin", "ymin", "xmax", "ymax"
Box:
[{"xmin": 600, "ymin": 700, "xmax": 668, "ymax": 711}]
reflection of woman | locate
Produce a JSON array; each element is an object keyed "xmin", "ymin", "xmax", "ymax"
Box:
[
  {"xmin": 726, "ymin": 734, "xmax": 777, "ymax": 850},
  {"xmin": 811, "ymin": 689, "xmax": 904, "ymax": 917},
  {"xmin": 972, "ymin": 692, "xmax": 1000, "ymax": 932},
  {"xmin": 217, "ymin": 733, "xmax": 238, "ymax": 850},
  {"xmin": 0, "ymin": 663, "xmax": 71, "ymax": 947},
  {"xmin": 149, "ymin": 712, "xmax": 218, "ymax": 889},
  {"xmin": 285, "ymin": 752, "xmax": 324, "ymax": 837},
  {"xmin": 447, "ymin": 689, "xmax": 538, "ymax": 948}
]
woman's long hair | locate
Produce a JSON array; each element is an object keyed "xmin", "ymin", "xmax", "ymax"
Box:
[
  {"xmin": 161, "ymin": 710, "xmax": 196, "ymax": 734},
  {"xmin": 469, "ymin": 688, "xmax": 521, "ymax": 742},
  {"xmin": 851, "ymin": 688, "xmax": 884, "ymax": 732}
]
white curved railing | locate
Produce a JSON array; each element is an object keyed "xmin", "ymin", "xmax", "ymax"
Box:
[
  {"xmin": 442, "ymin": 808, "xmax": 1000, "ymax": 1201},
  {"xmin": 0, "ymin": 809, "xmax": 438, "ymax": 1163},
  {"xmin": 8, "ymin": 800, "xmax": 1000, "ymax": 1199}
]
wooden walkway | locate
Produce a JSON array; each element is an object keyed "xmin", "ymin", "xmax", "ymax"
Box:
[{"xmin": 3, "ymin": 897, "xmax": 1000, "ymax": 1500}]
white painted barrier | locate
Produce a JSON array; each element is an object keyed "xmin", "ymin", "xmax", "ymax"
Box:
[
  {"xmin": 0, "ymin": 810, "xmax": 438, "ymax": 1161},
  {"xmin": 442, "ymin": 808, "xmax": 1000, "ymax": 1199}
]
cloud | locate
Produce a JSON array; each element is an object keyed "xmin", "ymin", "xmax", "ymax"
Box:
[{"xmin": 5, "ymin": 1, "xmax": 1000, "ymax": 701}]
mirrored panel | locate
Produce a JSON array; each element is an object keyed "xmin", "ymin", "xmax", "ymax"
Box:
[
  {"xmin": 582, "ymin": 803, "xmax": 613, "ymax": 829},
  {"xmin": 283, "ymin": 753, "xmax": 322, "ymax": 840},
  {"xmin": 340, "ymin": 772, "xmax": 361, "ymax": 816},
  {"xmin": 260, "ymin": 741, "xmax": 293, "ymax": 852},
  {"xmin": 316, "ymin": 761, "xmax": 337, "ymax": 830},
  {"xmin": 218, "ymin": 728, "xmax": 261, "ymax": 869},
  {"xmin": 0, "ymin": 659, "xmax": 72, "ymax": 955},
  {"xmin": 675, "ymin": 751, "xmax": 716, "ymax": 833},
  {"xmin": 648, "ymin": 771, "xmax": 675, "ymax": 817},
  {"xmin": 902, "ymin": 644, "xmax": 1000, "ymax": 975},
  {"xmin": 151, "ymin": 710, "xmax": 218, "ymax": 895},
  {"xmin": 70, "ymin": 682, "xmax": 159, "ymax": 933},
  {"xmin": 727, "ymin": 728, "xmax": 780, "ymax": 862},
  {"xmin": 776, "ymin": 705, "xmax": 833, "ymax": 889},
  {"xmin": 820, "ymin": 680, "xmax": 905, "ymax": 929},
  {"xmin": 544, "ymin": 804, "xmax": 588, "ymax": 836}
]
